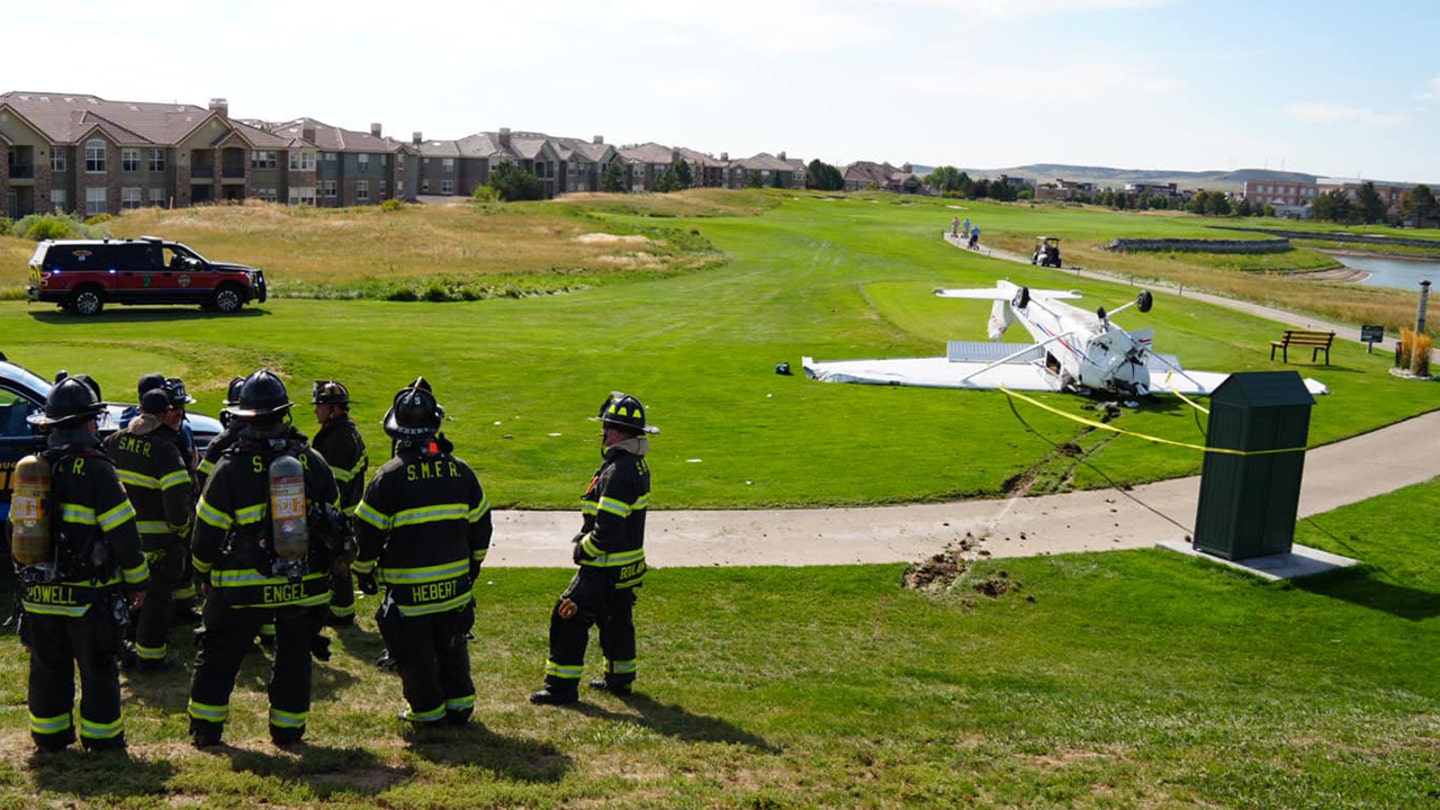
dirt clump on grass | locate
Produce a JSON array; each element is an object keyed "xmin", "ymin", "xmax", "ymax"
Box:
[{"xmin": 903, "ymin": 534, "xmax": 979, "ymax": 591}]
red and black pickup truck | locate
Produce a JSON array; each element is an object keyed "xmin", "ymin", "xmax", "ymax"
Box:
[{"xmin": 28, "ymin": 236, "xmax": 267, "ymax": 316}]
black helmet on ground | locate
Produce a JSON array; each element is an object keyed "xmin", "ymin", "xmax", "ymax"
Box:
[
  {"xmin": 226, "ymin": 369, "xmax": 293, "ymax": 419},
  {"xmin": 312, "ymin": 380, "xmax": 351, "ymax": 406},
  {"xmin": 383, "ymin": 384, "xmax": 443, "ymax": 441},
  {"xmin": 29, "ymin": 375, "xmax": 106, "ymax": 428},
  {"xmin": 591, "ymin": 391, "xmax": 659, "ymax": 435}
]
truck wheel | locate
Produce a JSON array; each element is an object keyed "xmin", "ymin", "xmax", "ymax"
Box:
[
  {"xmin": 213, "ymin": 284, "xmax": 243, "ymax": 314},
  {"xmin": 70, "ymin": 286, "xmax": 105, "ymax": 316}
]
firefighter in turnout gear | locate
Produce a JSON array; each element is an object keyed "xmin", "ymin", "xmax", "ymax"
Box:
[
  {"xmin": 354, "ymin": 380, "xmax": 492, "ymax": 727},
  {"xmin": 12, "ymin": 376, "xmax": 150, "ymax": 753},
  {"xmin": 103, "ymin": 387, "xmax": 193, "ymax": 671},
  {"xmin": 187, "ymin": 370, "xmax": 344, "ymax": 748},
  {"xmin": 530, "ymin": 392, "xmax": 655, "ymax": 706},
  {"xmin": 311, "ymin": 380, "xmax": 367, "ymax": 627}
]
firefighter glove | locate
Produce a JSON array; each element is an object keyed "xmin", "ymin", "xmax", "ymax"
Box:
[{"xmin": 356, "ymin": 570, "xmax": 379, "ymax": 595}]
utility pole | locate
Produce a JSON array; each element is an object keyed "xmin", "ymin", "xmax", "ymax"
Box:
[{"xmin": 1415, "ymin": 280, "xmax": 1432, "ymax": 376}]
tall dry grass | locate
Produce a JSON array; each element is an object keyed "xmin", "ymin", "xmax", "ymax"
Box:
[{"xmin": 1399, "ymin": 328, "xmax": 1433, "ymax": 376}]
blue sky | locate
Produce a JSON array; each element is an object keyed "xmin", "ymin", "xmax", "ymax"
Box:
[{"xmin": 10, "ymin": 0, "xmax": 1438, "ymax": 182}]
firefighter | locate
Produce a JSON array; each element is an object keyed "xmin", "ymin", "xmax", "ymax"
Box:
[
  {"xmin": 311, "ymin": 380, "xmax": 367, "ymax": 628},
  {"xmin": 196, "ymin": 376, "xmax": 247, "ymax": 492},
  {"xmin": 12, "ymin": 376, "xmax": 150, "ymax": 752},
  {"xmin": 530, "ymin": 392, "xmax": 656, "ymax": 706},
  {"xmin": 162, "ymin": 378, "xmax": 203, "ymax": 626},
  {"xmin": 102, "ymin": 387, "xmax": 193, "ymax": 671},
  {"xmin": 186, "ymin": 369, "xmax": 344, "ymax": 748},
  {"xmin": 353, "ymin": 381, "xmax": 491, "ymax": 727}
]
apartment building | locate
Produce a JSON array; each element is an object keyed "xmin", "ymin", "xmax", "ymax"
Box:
[
  {"xmin": 260, "ymin": 118, "xmax": 417, "ymax": 207},
  {"xmin": 843, "ymin": 161, "xmax": 923, "ymax": 193},
  {"xmin": 1241, "ymin": 177, "xmax": 1415, "ymax": 219}
]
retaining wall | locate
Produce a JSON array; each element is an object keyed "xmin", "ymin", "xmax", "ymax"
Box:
[{"xmin": 1102, "ymin": 238, "xmax": 1292, "ymax": 254}]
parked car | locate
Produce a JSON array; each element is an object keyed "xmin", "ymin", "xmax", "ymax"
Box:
[
  {"xmin": 0, "ymin": 352, "xmax": 221, "ymax": 528},
  {"xmin": 28, "ymin": 236, "xmax": 267, "ymax": 316}
]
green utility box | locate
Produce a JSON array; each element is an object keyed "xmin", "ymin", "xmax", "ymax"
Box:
[{"xmin": 1193, "ymin": 372, "xmax": 1314, "ymax": 561}]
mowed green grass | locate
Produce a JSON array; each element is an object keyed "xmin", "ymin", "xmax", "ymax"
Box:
[
  {"xmin": 1, "ymin": 478, "xmax": 1436, "ymax": 808},
  {"xmin": 3, "ymin": 193, "xmax": 1438, "ymax": 507}
]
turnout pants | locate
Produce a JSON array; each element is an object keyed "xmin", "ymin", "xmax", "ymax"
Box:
[
  {"xmin": 328, "ymin": 561, "xmax": 356, "ymax": 621},
  {"xmin": 544, "ymin": 572, "xmax": 638, "ymax": 695},
  {"xmin": 26, "ymin": 605, "xmax": 127, "ymax": 751},
  {"xmin": 133, "ymin": 536, "xmax": 185, "ymax": 661},
  {"xmin": 188, "ymin": 600, "xmax": 323, "ymax": 743},
  {"xmin": 377, "ymin": 598, "xmax": 476, "ymax": 724}
]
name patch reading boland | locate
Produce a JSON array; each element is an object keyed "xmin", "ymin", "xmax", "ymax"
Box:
[{"xmin": 25, "ymin": 584, "xmax": 80, "ymax": 605}]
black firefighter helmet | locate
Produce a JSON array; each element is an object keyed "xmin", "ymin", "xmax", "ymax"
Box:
[
  {"xmin": 226, "ymin": 369, "xmax": 293, "ymax": 419},
  {"xmin": 312, "ymin": 380, "xmax": 351, "ymax": 406},
  {"xmin": 29, "ymin": 375, "xmax": 106, "ymax": 428},
  {"xmin": 383, "ymin": 383, "xmax": 443, "ymax": 441},
  {"xmin": 592, "ymin": 391, "xmax": 659, "ymax": 435}
]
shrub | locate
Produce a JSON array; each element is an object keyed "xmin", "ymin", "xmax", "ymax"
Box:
[
  {"xmin": 85, "ymin": 212, "xmax": 115, "ymax": 226},
  {"xmin": 0, "ymin": 214, "xmax": 11, "ymax": 236},
  {"xmin": 1399, "ymin": 328, "xmax": 1433, "ymax": 376},
  {"xmin": 23, "ymin": 216, "xmax": 75, "ymax": 241},
  {"xmin": 380, "ymin": 198, "xmax": 404, "ymax": 212},
  {"xmin": 472, "ymin": 185, "xmax": 499, "ymax": 204}
]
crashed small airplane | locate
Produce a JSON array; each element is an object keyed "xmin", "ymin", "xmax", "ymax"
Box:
[{"xmin": 803, "ymin": 280, "xmax": 1328, "ymax": 397}]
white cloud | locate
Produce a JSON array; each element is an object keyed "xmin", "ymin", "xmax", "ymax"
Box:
[
  {"xmin": 1418, "ymin": 76, "xmax": 1440, "ymax": 101},
  {"xmin": 907, "ymin": 0, "xmax": 1176, "ymax": 19},
  {"xmin": 890, "ymin": 61, "xmax": 1181, "ymax": 105},
  {"xmin": 1285, "ymin": 103, "xmax": 1409, "ymax": 127}
]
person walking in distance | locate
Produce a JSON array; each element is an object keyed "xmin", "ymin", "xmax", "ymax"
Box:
[
  {"xmin": 530, "ymin": 392, "xmax": 656, "ymax": 706},
  {"xmin": 187, "ymin": 370, "xmax": 344, "ymax": 748},
  {"xmin": 353, "ymin": 380, "xmax": 492, "ymax": 727},
  {"xmin": 11, "ymin": 376, "xmax": 150, "ymax": 752},
  {"xmin": 310, "ymin": 380, "xmax": 367, "ymax": 628}
]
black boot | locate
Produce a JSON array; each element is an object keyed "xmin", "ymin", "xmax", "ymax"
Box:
[
  {"xmin": 587, "ymin": 678, "xmax": 633, "ymax": 696},
  {"xmin": 528, "ymin": 687, "xmax": 578, "ymax": 706},
  {"xmin": 190, "ymin": 719, "xmax": 223, "ymax": 749}
]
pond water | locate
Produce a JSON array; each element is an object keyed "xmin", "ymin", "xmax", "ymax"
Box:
[{"xmin": 1330, "ymin": 253, "xmax": 1438, "ymax": 291}]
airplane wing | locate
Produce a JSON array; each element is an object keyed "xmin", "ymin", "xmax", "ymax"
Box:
[
  {"xmin": 936, "ymin": 287, "xmax": 1083, "ymax": 301},
  {"xmin": 802, "ymin": 355, "xmax": 1063, "ymax": 392}
]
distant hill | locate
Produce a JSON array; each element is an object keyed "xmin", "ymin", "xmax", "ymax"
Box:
[{"xmin": 946, "ymin": 164, "xmax": 1317, "ymax": 193}]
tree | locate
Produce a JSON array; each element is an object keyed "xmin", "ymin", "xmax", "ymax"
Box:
[
  {"xmin": 1186, "ymin": 190, "xmax": 1208, "ymax": 214},
  {"xmin": 770, "ymin": 171, "xmax": 787, "ymax": 189},
  {"xmin": 805, "ymin": 159, "xmax": 844, "ymax": 191},
  {"xmin": 1235, "ymin": 198, "xmax": 1253, "ymax": 217},
  {"xmin": 1312, "ymin": 189, "xmax": 1355, "ymax": 223},
  {"xmin": 925, "ymin": 166, "xmax": 967, "ymax": 195},
  {"xmin": 674, "ymin": 159, "xmax": 694, "ymax": 189},
  {"xmin": 1401, "ymin": 184, "xmax": 1436, "ymax": 227},
  {"xmin": 744, "ymin": 171, "xmax": 766, "ymax": 189},
  {"xmin": 654, "ymin": 168, "xmax": 681, "ymax": 193},
  {"xmin": 601, "ymin": 161, "xmax": 628, "ymax": 193},
  {"xmin": 1357, "ymin": 182, "xmax": 1387, "ymax": 224},
  {"xmin": 488, "ymin": 160, "xmax": 544, "ymax": 202},
  {"xmin": 1204, "ymin": 192, "xmax": 1232, "ymax": 216}
]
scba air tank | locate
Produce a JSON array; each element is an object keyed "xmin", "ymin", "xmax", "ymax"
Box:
[
  {"xmin": 268, "ymin": 455, "xmax": 309, "ymax": 562},
  {"xmin": 9, "ymin": 454, "xmax": 53, "ymax": 566}
]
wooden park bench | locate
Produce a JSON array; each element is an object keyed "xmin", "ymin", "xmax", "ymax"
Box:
[{"xmin": 1270, "ymin": 329, "xmax": 1335, "ymax": 364}]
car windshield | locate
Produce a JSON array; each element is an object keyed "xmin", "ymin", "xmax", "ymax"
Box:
[
  {"xmin": 166, "ymin": 243, "xmax": 208, "ymax": 264},
  {"xmin": 10, "ymin": 364, "xmax": 54, "ymax": 398}
]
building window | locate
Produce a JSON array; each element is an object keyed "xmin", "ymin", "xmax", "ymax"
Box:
[
  {"xmin": 51, "ymin": 189, "xmax": 67, "ymax": 212},
  {"xmin": 324, "ymin": 152, "xmax": 336, "ymax": 162},
  {"xmin": 85, "ymin": 140, "xmax": 106, "ymax": 172},
  {"xmin": 122, "ymin": 148, "xmax": 141, "ymax": 172},
  {"xmin": 288, "ymin": 186, "xmax": 316, "ymax": 205},
  {"xmin": 51, "ymin": 150, "xmax": 66, "ymax": 172},
  {"xmin": 289, "ymin": 151, "xmax": 316, "ymax": 171},
  {"xmin": 85, "ymin": 187, "xmax": 106, "ymax": 215},
  {"xmin": 251, "ymin": 151, "xmax": 278, "ymax": 169},
  {"xmin": 149, "ymin": 187, "xmax": 167, "ymax": 206},
  {"xmin": 254, "ymin": 187, "xmax": 276, "ymax": 202},
  {"xmin": 149, "ymin": 149, "xmax": 166, "ymax": 171},
  {"xmin": 358, "ymin": 153, "xmax": 370, "ymax": 169},
  {"xmin": 379, "ymin": 180, "xmax": 387, "ymax": 197},
  {"xmin": 442, "ymin": 158, "xmax": 454, "ymax": 172},
  {"xmin": 397, "ymin": 154, "xmax": 405, "ymax": 171},
  {"xmin": 121, "ymin": 187, "xmax": 142, "ymax": 209},
  {"xmin": 321, "ymin": 180, "xmax": 336, "ymax": 198},
  {"xmin": 381, "ymin": 154, "xmax": 388, "ymax": 167},
  {"xmin": 421, "ymin": 178, "xmax": 430, "ymax": 192},
  {"xmin": 441, "ymin": 180, "xmax": 453, "ymax": 195},
  {"xmin": 357, "ymin": 180, "xmax": 369, "ymax": 200}
]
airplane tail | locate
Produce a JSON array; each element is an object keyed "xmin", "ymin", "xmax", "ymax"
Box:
[{"xmin": 987, "ymin": 299, "xmax": 1015, "ymax": 341}]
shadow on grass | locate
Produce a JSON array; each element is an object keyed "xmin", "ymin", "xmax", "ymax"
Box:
[
  {"xmin": 571, "ymin": 692, "xmax": 782, "ymax": 753},
  {"xmin": 404, "ymin": 721, "xmax": 572, "ymax": 782},
  {"xmin": 29, "ymin": 306, "xmax": 269, "ymax": 324},
  {"xmin": 29, "ymin": 747, "xmax": 178, "ymax": 798},
  {"xmin": 1292, "ymin": 565, "xmax": 1440, "ymax": 621},
  {"xmin": 216, "ymin": 741, "xmax": 412, "ymax": 798}
]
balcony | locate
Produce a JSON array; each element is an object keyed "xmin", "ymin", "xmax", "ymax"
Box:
[
  {"xmin": 8, "ymin": 163, "xmax": 34, "ymax": 179},
  {"xmin": 191, "ymin": 165, "xmax": 214, "ymax": 179}
]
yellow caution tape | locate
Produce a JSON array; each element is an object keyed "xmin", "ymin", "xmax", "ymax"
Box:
[
  {"xmin": 1162, "ymin": 370, "xmax": 1210, "ymax": 415},
  {"xmin": 998, "ymin": 386, "xmax": 1306, "ymax": 456}
]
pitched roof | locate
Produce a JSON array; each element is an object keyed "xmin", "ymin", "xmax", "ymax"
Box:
[
  {"xmin": 0, "ymin": 90, "xmax": 215, "ymax": 144},
  {"xmin": 734, "ymin": 152, "xmax": 792, "ymax": 171},
  {"xmin": 617, "ymin": 142, "xmax": 676, "ymax": 165},
  {"xmin": 675, "ymin": 147, "xmax": 727, "ymax": 168}
]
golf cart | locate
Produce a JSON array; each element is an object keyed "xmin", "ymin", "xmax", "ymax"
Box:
[{"xmin": 1031, "ymin": 236, "xmax": 1062, "ymax": 268}]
